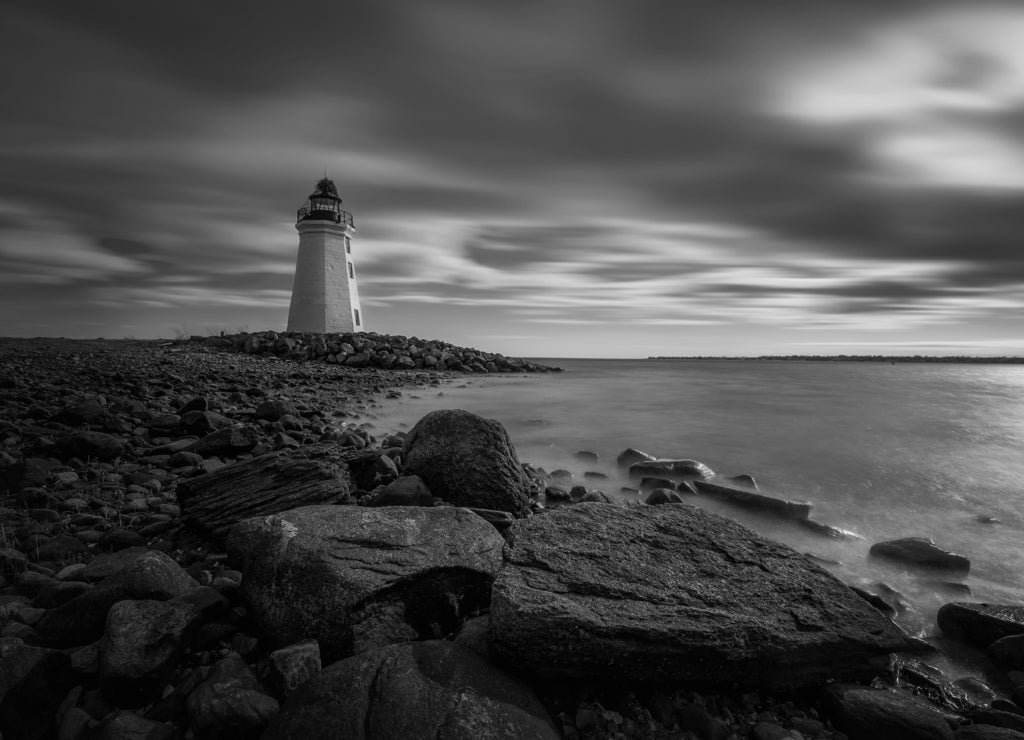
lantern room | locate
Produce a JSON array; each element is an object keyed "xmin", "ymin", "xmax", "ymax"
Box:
[{"xmin": 296, "ymin": 177, "xmax": 354, "ymax": 227}]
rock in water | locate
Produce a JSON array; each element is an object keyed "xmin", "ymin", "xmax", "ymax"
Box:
[
  {"xmin": 938, "ymin": 603, "xmax": 1024, "ymax": 649},
  {"xmin": 263, "ymin": 641, "xmax": 559, "ymax": 740},
  {"xmin": 177, "ymin": 448, "xmax": 354, "ymax": 546},
  {"xmin": 228, "ymin": 505, "xmax": 505, "ymax": 661},
  {"xmin": 489, "ymin": 503, "xmax": 912, "ymax": 690},
  {"xmin": 402, "ymin": 409, "xmax": 532, "ymax": 517},
  {"xmin": 869, "ymin": 537, "xmax": 971, "ymax": 574},
  {"xmin": 693, "ymin": 480, "xmax": 812, "ymax": 520}
]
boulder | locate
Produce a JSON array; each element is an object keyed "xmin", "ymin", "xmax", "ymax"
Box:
[
  {"xmin": 938, "ymin": 603, "xmax": 1024, "ymax": 649},
  {"xmin": 89, "ymin": 710, "xmax": 177, "ymax": 740},
  {"xmin": 616, "ymin": 447, "xmax": 656, "ymax": 469},
  {"xmin": 82, "ymin": 547, "xmax": 150, "ymax": 582},
  {"xmin": 644, "ymin": 488, "xmax": 689, "ymax": 505},
  {"xmin": 263, "ymin": 640, "xmax": 559, "ymax": 740},
  {"xmin": 255, "ymin": 399, "xmax": 298, "ymax": 422},
  {"xmin": 489, "ymin": 503, "xmax": 912, "ymax": 689},
  {"xmin": 870, "ymin": 537, "xmax": 971, "ymax": 574},
  {"xmin": 36, "ymin": 550, "xmax": 197, "ymax": 648},
  {"xmin": 55, "ymin": 431, "xmax": 124, "ymax": 462},
  {"xmin": 822, "ymin": 684, "xmax": 955, "ymax": 740},
  {"xmin": 973, "ymin": 709, "xmax": 1024, "ymax": 733},
  {"xmin": 956, "ymin": 726, "xmax": 1024, "ymax": 740},
  {"xmin": 183, "ymin": 426, "xmax": 260, "ymax": 457},
  {"xmin": 402, "ymin": 409, "xmax": 532, "ymax": 517},
  {"xmin": 628, "ymin": 458, "xmax": 714, "ymax": 482},
  {"xmin": 177, "ymin": 448, "xmax": 353, "ymax": 545},
  {"xmin": 693, "ymin": 480, "xmax": 811, "ymax": 520},
  {"xmin": 362, "ymin": 474, "xmax": 433, "ymax": 507},
  {"xmin": 100, "ymin": 599, "xmax": 202, "ymax": 705},
  {"xmin": 639, "ymin": 477, "xmax": 676, "ymax": 493},
  {"xmin": 989, "ymin": 635, "xmax": 1024, "ymax": 670},
  {"xmin": 178, "ymin": 410, "xmax": 233, "ymax": 436},
  {"xmin": 228, "ymin": 505, "xmax": 505, "ymax": 661},
  {"xmin": 186, "ymin": 652, "xmax": 279, "ymax": 739},
  {"xmin": 0, "ymin": 637, "xmax": 74, "ymax": 740}
]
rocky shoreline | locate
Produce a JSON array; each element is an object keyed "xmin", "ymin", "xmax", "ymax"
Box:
[{"xmin": 2, "ymin": 336, "xmax": 1024, "ymax": 739}]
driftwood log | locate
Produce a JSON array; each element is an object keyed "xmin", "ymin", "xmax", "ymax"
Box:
[{"xmin": 176, "ymin": 445, "xmax": 375, "ymax": 545}]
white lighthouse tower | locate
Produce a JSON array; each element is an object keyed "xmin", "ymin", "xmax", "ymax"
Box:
[{"xmin": 286, "ymin": 177, "xmax": 363, "ymax": 333}]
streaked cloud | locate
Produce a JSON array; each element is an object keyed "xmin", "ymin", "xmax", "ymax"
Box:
[{"xmin": 0, "ymin": 0, "xmax": 1021, "ymax": 355}]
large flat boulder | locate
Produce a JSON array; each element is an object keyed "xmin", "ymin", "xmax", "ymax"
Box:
[
  {"xmin": 263, "ymin": 640, "xmax": 559, "ymax": 740},
  {"xmin": 402, "ymin": 409, "xmax": 532, "ymax": 517},
  {"xmin": 489, "ymin": 503, "xmax": 913, "ymax": 690},
  {"xmin": 177, "ymin": 447, "xmax": 354, "ymax": 545},
  {"xmin": 227, "ymin": 505, "xmax": 505, "ymax": 661}
]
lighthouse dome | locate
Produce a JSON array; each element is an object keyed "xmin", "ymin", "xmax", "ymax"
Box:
[{"xmin": 297, "ymin": 177, "xmax": 353, "ymax": 226}]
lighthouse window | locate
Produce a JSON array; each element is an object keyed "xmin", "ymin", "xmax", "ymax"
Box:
[
  {"xmin": 348, "ymin": 262, "xmax": 354, "ymax": 278},
  {"xmin": 345, "ymin": 238, "xmax": 351, "ymax": 254},
  {"xmin": 354, "ymin": 309, "xmax": 361, "ymax": 326}
]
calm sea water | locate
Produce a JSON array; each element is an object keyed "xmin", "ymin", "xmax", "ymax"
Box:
[{"xmin": 372, "ymin": 359, "xmax": 1024, "ymax": 649}]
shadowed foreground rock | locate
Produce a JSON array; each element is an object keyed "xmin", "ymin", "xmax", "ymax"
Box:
[
  {"xmin": 822, "ymin": 684, "xmax": 955, "ymax": 740},
  {"xmin": 489, "ymin": 503, "xmax": 913, "ymax": 690},
  {"xmin": 176, "ymin": 446, "xmax": 355, "ymax": 546},
  {"xmin": 402, "ymin": 409, "xmax": 532, "ymax": 517},
  {"xmin": 228, "ymin": 505, "xmax": 505, "ymax": 661},
  {"xmin": 263, "ymin": 640, "xmax": 559, "ymax": 740}
]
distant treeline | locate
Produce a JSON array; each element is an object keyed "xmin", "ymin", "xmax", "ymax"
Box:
[{"xmin": 648, "ymin": 355, "xmax": 1024, "ymax": 364}]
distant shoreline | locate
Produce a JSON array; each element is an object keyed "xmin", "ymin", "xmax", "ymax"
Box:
[{"xmin": 648, "ymin": 355, "xmax": 1024, "ymax": 364}]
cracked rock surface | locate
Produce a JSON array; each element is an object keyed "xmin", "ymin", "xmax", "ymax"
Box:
[
  {"xmin": 228, "ymin": 505, "xmax": 505, "ymax": 661},
  {"xmin": 489, "ymin": 502, "xmax": 914, "ymax": 689}
]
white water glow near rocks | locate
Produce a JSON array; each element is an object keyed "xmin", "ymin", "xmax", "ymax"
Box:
[{"xmin": 376, "ymin": 360, "xmax": 1024, "ymax": 649}]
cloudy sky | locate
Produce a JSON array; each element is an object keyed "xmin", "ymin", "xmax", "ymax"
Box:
[{"xmin": 3, "ymin": 1, "xmax": 1024, "ymax": 357}]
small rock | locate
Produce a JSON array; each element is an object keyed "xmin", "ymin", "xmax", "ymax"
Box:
[
  {"xmin": 269, "ymin": 639, "xmax": 322, "ymax": 697},
  {"xmin": 870, "ymin": 537, "xmax": 971, "ymax": 574},
  {"xmin": 362, "ymin": 475, "xmax": 432, "ymax": 507}
]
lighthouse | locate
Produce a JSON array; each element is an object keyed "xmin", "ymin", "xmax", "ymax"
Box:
[{"xmin": 286, "ymin": 177, "xmax": 363, "ymax": 333}]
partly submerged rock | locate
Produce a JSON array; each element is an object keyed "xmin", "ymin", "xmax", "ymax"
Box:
[
  {"xmin": 869, "ymin": 537, "xmax": 971, "ymax": 575},
  {"xmin": 489, "ymin": 503, "xmax": 912, "ymax": 690},
  {"xmin": 228, "ymin": 505, "xmax": 505, "ymax": 661},
  {"xmin": 629, "ymin": 459, "xmax": 714, "ymax": 482},
  {"xmin": 617, "ymin": 448, "xmax": 657, "ymax": 469},
  {"xmin": 938, "ymin": 603, "xmax": 1024, "ymax": 650},
  {"xmin": 402, "ymin": 409, "xmax": 532, "ymax": 517},
  {"xmin": 694, "ymin": 480, "xmax": 811, "ymax": 520},
  {"xmin": 263, "ymin": 640, "xmax": 559, "ymax": 740}
]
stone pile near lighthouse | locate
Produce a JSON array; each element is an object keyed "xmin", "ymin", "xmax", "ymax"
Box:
[{"xmin": 206, "ymin": 330, "xmax": 560, "ymax": 373}]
